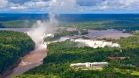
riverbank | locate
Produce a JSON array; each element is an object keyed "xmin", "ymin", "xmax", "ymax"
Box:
[{"xmin": 3, "ymin": 46, "xmax": 47, "ymax": 78}]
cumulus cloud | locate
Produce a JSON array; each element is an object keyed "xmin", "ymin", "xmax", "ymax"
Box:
[
  {"xmin": 0, "ymin": 0, "xmax": 49, "ymax": 10},
  {"xmin": 24, "ymin": 1, "xmax": 49, "ymax": 9},
  {"xmin": 0, "ymin": 0, "xmax": 9, "ymax": 8},
  {"xmin": 95, "ymin": 0, "xmax": 139, "ymax": 10},
  {"xmin": 48, "ymin": 0, "xmax": 77, "ymax": 13},
  {"xmin": 0, "ymin": 0, "xmax": 139, "ymax": 13},
  {"xmin": 75, "ymin": 0, "xmax": 139, "ymax": 13}
]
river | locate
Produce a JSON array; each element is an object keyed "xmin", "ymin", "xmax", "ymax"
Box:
[
  {"xmin": 4, "ymin": 45, "xmax": 47, "ymax": 78},
  {"xmin": 87, "ymin": 29, "xmax": 132, "ymax": 39},
  {"xmin": 0, "ymin": 28, "xmax": 47, "ymax": 78},
  {"xmin": 5, "ymin": 46, "xmax": 47, "ymax": 78}
]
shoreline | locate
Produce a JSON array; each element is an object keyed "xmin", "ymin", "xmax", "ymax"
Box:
[
  {"xmin": 3, "ymin": 47, "xmax": 47, "ymax": 78},
  {"xmin": 1, "ymin": 58, "xmax": 22, "ymax": 78}
]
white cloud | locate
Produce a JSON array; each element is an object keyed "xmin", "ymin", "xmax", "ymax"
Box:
[
  {"xmin": 0, "ymin": 0, "xmax": 49, "ymax": 10},
  {"xmin": 0, "ymin": 0, "xmax": 9, "ymax": 8},
  {"xmin": 10, "ymin": 5, "xmax": 27, "ymax": 10},
  {"xmin": 96, "ymin": 0, "xmax": 139, "ymax": 10},
  {"xmin": 0, "ymin": 0, "xmax": 139, "ymax": 13},
  {"xmin": 24, "ymin": 1, "xmax": 49, "ymax": 9},
  {"xmin": 48, "ymin": 0, "xmax": 77, "ymax": 13},
  {"xmin": 75, "ymin": 0, "xmax": 139, "ymax": 13}
]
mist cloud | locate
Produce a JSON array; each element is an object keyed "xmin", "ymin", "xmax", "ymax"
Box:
[{"xmin": 27, "ymin": 20, "xmax": 57, "ymax": 47}]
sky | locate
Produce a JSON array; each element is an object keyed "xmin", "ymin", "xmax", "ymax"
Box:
[{"xmin": 0, "ymin": 0, "xmax": 139, "ymax": 13}]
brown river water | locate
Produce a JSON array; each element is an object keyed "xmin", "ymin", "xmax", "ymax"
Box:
[
  {"xmin": 5, "ymin": 46, "xmax": 47, "ymax": 78},
  {"xmin": 0, "ymin": 28, "xmax": 47, "ymax": 78}
]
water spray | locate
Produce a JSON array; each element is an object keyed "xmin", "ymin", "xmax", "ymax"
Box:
[{"xmin": 27, "ymin": 0, "xmax": 77, "ymax": 49}]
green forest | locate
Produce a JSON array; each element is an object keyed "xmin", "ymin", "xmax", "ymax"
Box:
[
  {"xmin": 1, "ymin": 19, "xmax": 139, "ymax": 32},
  {"xmin": 15, "ymin": 33, "xmax": 139, "ymax": 78},
  {"xmin": 0, "ymin": 31, "xmax": 35, "ymax": 77},
  {"xmin": 0, "ymin": 20, "xmax": 35, "ymax": 28},
  {"xmin": 62, "ymin": 20, "xmax": 139, "ymax": 32}
]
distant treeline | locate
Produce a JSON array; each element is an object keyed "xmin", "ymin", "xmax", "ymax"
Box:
[
  {"xmin": 0, "ymin": 14, "xmax": 139, "ymax": 22},
  {"xmin": 0, "ymin": 13, "xmax": 49, "ymax": 21},
  {"xmin": 1, "ymin": 14, "xmax": 139, "ymax": 31}
]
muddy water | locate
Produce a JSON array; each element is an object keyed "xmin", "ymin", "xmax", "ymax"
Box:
[
  {"xmin": 5, "ymin": 46, "xmax": 47, "ymax": 78},
  {"xmin": 87, "ymin": 29, "xmax": 133, "ymax": 39},
  {"xmin": 0, "ymin": 28, "xmax": 47, "ymax": 78}
]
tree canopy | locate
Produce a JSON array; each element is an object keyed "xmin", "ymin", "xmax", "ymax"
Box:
[{"xmin": 0, "ymin": 31, "xmax": 35, "ymax": 75}]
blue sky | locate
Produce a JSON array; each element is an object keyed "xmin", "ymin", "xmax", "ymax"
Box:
[{"xmin": 0, "ymin": 0, "xmax": 139, "ymax": 13}]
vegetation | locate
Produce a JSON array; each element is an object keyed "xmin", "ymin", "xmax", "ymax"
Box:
[
  {"xmin": 0, "ymin": 31, "xmax": 35, "ymax": 75},
  {"xmin": 1, "ymin": 17, "xmax": 139, "ymax": 32},
  {"xmin": 1, "ymin": 14, "xmax": 139, "ymax": 78},
  {"xmin": 15, "ymin": 33, "xmax": 139, "ymax": 78},
  {"xmin": 61, "ymin": 20, "xmax": 139, "ymax": 32},
  {"xmin": 0, "ymin": 20, "xmax": 35, "ymax": 28}
]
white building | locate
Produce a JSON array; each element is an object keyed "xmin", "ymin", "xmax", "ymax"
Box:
[{"xmin": 70, "ymin": 62, "xmax": 108, "ymax": 70}]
